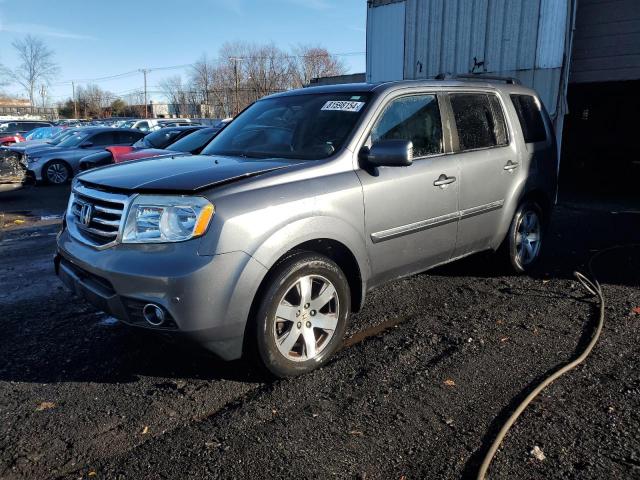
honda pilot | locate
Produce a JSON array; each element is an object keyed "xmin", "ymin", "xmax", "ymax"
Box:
[{"xmin": 55, "ymin": 79, "xmax": 557, "ymax": 377}]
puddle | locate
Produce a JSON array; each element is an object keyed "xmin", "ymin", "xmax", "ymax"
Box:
[{"xmin": 98, "ymin": 316, "xmax": 119, "ymax": 326}]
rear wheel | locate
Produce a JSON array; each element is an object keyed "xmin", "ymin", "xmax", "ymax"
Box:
[
  {"xmin": 252, "ymin": 252, "xmax": 350, "ymax": 378},
  {"xmin": 504, "ymin": 201, "xmax": 544, "ymax": 273},
  {"xmin": 44, "ymin": 160, "xmax": 71, "ymax": 184}
]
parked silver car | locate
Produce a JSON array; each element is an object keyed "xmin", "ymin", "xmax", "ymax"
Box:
[
  {"xmin": 55, "ymin": 79, "xmax": 557, "ymax": 377},
  {"xmin": 24, "ymin": 127, "xmax": 145, "ymax": 184}
]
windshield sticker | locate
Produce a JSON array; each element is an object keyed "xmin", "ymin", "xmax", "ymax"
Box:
[{"xmin": 321, "ymin": 100, "xmax": 365, "ymax": 112}]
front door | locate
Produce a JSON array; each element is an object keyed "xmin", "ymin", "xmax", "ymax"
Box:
[{"xmin": 357, "ymin": 93, "xmax": 460, "ymax": 286}]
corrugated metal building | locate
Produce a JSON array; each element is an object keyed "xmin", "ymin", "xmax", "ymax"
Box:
[{"xmin": 366, "ymin": 0, "xmax": 640, "ymax": 194}]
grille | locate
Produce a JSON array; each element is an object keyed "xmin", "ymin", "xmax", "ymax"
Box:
[{"xmin": 68, "ymin": 183, "xmax": 131, "ymax": 248}]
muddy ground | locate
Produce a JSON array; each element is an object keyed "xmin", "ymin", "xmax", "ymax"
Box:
[{"xmin": 0, "ymin": 185, "xmax": 639, "ymax": 479}]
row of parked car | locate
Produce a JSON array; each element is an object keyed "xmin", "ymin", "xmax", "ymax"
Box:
[
  {"xmin": 0, "ymin": 117, "xmax": 211, "ymax": 146},
  {"xmin": 0, "ymin": 119, "xmax": 230, "ymax": 191}
]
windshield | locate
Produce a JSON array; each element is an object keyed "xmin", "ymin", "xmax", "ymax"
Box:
[
  {"xmin": 57, "ymin": 130, "xmax": 91, "ymax": 148},
  {"xmin": 133, "ymin": 128, "xmax": 183, "ymax": 149},
  {"xmin": 25, "ymin": 127, "xmax": 48, "ymax": 140},
  {"xmin": 202, "ymin": 92, "xmax": 370, "ymax": 159},
  {"xmin": 167, "ymin": 128, "xmax": 218, "ymax": 153},
  {"xmin": 48, "ymin": 129, "xmax": 75, "ymax": 145}
]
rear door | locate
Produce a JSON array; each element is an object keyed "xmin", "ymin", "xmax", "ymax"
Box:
[
  {"xmin": 446, "ymin": 91, "xmax": 518, "ymax": 257},
  {"xmin": 357, "ymin": 92, "xmax": 460, "ymax": 285}
]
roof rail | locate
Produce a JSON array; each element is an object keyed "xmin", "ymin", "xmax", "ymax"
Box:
[{"xmin": 434, "ymin": 73, "xmax": 521, "ymax": 85}]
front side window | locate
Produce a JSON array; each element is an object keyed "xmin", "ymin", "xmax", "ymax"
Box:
[
  {"xmin": 510, "ymin": 94, "xmax": 547, "ymax": 143},
  {"xmin": 370, "ymin": 94, "xmax": 443, "ymax": 158},
  {"xmin": 203, "ymin": 92, "xmax": 370, "ymax": 160},
  {"xmin": 450, "ymin": 93, "xmax": 509, "ymax": 151},
  {"xmin": 136, "ymin": 128, "xmax": 182, "ymax": 148},
  {"xmin": 168, "ymin": 128, "xmax": 218, "ymax": 153}
]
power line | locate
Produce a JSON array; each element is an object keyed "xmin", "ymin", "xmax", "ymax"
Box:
[{"xmin": 51, "ymin": 51, "xmax": 365, "ymax": 86}]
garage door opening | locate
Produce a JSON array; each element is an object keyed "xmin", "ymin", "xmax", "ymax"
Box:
[{"xmin": 560, "ymin": 80, "xmax": 640, "ymax": 199}]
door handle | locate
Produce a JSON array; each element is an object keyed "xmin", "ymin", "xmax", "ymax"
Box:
[
  {"xmin": 433, "ymin": 174, "xmax": 456, "ymax": 187},
  {"xmin": 504, "ymin": 160, "xmax": 520, "ymax": 171}
]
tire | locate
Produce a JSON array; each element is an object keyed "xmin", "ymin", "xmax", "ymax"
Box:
[
  {"xmin": 251, "ymin": 252, "xmax": 351, "ymax": 378},
  {"xmin": 43, "ymin": 160, "xmax": 71, "ymax": 185},
  {"xmin": 503, "ymin": 201, "xmax": 544, "ymax": 273}
]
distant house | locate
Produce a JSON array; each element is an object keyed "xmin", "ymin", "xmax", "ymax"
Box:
[
  {"xmin": 0, "ymin": 95, "xmax": 57, "ymax": 120},
  {"xmin": 0, "ymin": 96, "xmax": 31, "ymax": 108}
]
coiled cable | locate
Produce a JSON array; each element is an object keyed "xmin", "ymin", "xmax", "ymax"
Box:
[{"xmin": 477, "ymin": 245, "xmax": 639, "ymax": 479}]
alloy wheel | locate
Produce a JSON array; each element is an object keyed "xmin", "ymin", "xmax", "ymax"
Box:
[
  {"xmin": 515, "ymin": 209, "xmax": 542, "ymax": 266},
  {"xmin": 273, "ymin": 274, "xmax": 339, "ymax": 362},
  {"xmin": 46, "ymin": 162, "xmax": 69, "ymax": 184}
]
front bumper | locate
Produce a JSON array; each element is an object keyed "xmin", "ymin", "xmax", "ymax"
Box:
[
  {"xmin": 0, "ymin": 155, "xmax": 30, "ymax": 192},
  {"xmin": 55, "ymin": 228, "xmax": 267, "ymax": 360}
]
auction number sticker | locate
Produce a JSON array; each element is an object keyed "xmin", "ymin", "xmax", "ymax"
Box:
[{"xmin": 321, "ymin": 100, "xmax": 365, "ymax": 112}]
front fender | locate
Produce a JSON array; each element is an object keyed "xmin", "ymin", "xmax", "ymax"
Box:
[{"xmin": 249, "ymin": 215, "xmax": 370, "ymax": 281}]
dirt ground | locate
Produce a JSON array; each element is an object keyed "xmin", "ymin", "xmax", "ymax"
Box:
[{"xmin": 0, "ymin": 185, "xmax": 639, "ymax": 479}]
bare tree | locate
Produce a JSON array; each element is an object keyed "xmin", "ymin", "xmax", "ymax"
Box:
[
  {"xmin": 0, "ymin": 57, "xmax": 10, "ymax": 91},
  {"xmin": 289, "ymin": 45, "xmax": 346, "ymax": 88},
  {"xmin": 190, "ymin": 54, "xmax": 217, "ymax": 117},
  {"xmin": 159, "ymin": 75, "xmax": 190, "ymax": 117},
  {"xmin": 157, "ymin": 42, "xmax": 348, "ymax": 120},
  {"xmin": 76, "ymin": 84, "xmax": 114, "ymax": 118},
  {"xmin": 122, "ymin": 90, "xmax": 147, "ymax": 117},
  {"xmin": 11, "ymin": 35, "xmax": 59, "ymax": 107}
]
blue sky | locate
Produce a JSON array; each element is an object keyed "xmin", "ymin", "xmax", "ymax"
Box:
[{"xmin": 0, "ymin": 0, "xmax": 366, "ymax": 103}]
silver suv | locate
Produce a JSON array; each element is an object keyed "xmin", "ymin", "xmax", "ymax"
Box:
[{"xmin": 55, "ymin": 79, "xmax": 557, "ymax": 377}]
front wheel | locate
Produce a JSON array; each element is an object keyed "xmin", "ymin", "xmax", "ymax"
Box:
[
  {"xmin": 44, "ymin": 160, "xmax": 71, "ymax": 185},
  {"xmin": 504, "ymin": 202, "xmax": 544, "ymax": 273},
  {"xmin": 252, "ymin": 252, "xmax": 351, "ymax": 378}
]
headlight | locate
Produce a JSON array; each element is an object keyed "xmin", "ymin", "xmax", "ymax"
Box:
[
  {"xmin": 27, "ymin": 156, "xmax": 40, "ymax": 163},
  {"xmin": 122, "ymin": 195, "xmax": 214, "ymax": 243}
]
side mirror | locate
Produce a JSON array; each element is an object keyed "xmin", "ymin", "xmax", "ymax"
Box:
[
  {"xmin": 359, "ymin": 139, "xmax": 413, "ymax": 167},
  {"xmin": 80, "ymin": 141, "xmax": 94, "ymax": 148}
]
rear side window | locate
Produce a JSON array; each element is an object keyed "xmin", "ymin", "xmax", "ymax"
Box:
[
  {"xmin": 449, "ymin": 93, "xmax": 509, "ymax": 151},
  {"xmin": 117, "ymin": 131, "xmax": 144, "ymax": 144},
  {"xmin": 371, "ymin": 94, "xmax": 443, "ymax": 158},
  {"xmin": 510, "ymin": 95, "xmax": 547, "ymax": 143},
  {"xmin": 90, "ymin": 132, "xmax": 116, "ymax": 146}
]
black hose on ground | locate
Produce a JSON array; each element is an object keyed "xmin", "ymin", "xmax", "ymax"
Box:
[{"xmin": 477, "ymin": 245, "xmax": 638, "ymax": 479}]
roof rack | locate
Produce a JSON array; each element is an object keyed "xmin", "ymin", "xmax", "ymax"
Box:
[{"xmin": 434, "ymin": 73, "xmax": 521, "ymax": 85}]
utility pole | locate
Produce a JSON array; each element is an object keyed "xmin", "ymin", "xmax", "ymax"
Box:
[
  {"xmin": 71, "ymin": 81, "xmax": 78, "ymax": 119},
  {"xmin": 229, "ymin": 57, "xmax": 242, "ymax": 116},
  {"xmin": 139, "ymin": 69, "xmax": 150, "ymax": 118}
]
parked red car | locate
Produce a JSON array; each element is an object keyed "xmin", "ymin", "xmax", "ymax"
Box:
[
  {"xmin": 0, "ymin": 133, "xmax": 25, "ymax": 146},
  {"xmin": 79, "ymin": 125, "xmax": 225, "ymax": 171}
]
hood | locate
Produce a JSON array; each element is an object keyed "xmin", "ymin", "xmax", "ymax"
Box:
[
  {"xmin": 24, "ymin": 144, "xmax": 65, "ymax": 156},
  {"xmin": 77, "ymin": 154, "xmax": 297, "ymax": 192},
  {"xmin": 111, "ymin": 147, "xmax": 171, "ymax": 163}
]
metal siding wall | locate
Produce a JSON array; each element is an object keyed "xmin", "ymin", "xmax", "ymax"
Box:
[
  {"xmin": 536, "ymin": 0, "xmax": 568, "ymax": 68},
  {"xmin": 571, "ymin": 0, "xmax": 640, "ymax": 82},
  {"xmin": 366, "ymin": 2, "xmax": 406, "ymax": 82},
  {"xmin": 398, "ymin": 0, "xmax": 570, "ymax": 115}
]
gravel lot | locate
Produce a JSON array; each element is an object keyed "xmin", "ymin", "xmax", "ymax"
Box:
[{"xmin": 0, "ymin": 186, "xmax": 638, "ymax": 479}]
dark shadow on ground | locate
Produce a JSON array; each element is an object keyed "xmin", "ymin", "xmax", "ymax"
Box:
[
  {"xmin": 431, "ymin": 204, "xmax": 640, "ymax": 288},
  {"xmin": 0, "ymin": 306, "xmax": 268, "ymax": 384}
]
